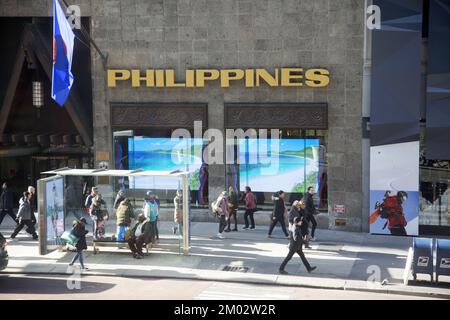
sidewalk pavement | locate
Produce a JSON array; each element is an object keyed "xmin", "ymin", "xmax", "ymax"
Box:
[{"xmin": 1, "ymin": 219, "xmax": 450, "ymax": 299}]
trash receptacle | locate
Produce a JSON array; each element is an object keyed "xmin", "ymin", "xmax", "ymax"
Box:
[
  {"xmin": 412, "ymin": 237, "xmax": 433, "ymax": 282},
  {"xmin": 436, "ymin": 239, "xmax": 450, "ymax": 284}
]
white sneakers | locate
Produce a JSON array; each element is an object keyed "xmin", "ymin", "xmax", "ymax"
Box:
[{"xmin": 217, "ymin": 233, "xmax": 225, "ymax": 239}]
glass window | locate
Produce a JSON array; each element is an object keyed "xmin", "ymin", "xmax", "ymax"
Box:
[{"xmin": 419, "ymin": 126, "xmax": 450, "ymax": 230}]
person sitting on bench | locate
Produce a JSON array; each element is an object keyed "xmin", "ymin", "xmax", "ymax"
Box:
[{"xmin": 127, "ymin": 213, "xmax": 153, "ymax": 259}]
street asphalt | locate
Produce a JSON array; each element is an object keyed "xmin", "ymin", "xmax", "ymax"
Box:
[{"xmin": 1, "ymin": 218, "xmax": 449, "ymax": 299}]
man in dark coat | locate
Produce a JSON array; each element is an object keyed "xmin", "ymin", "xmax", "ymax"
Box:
[
  {"xmin": 128, "ymin": 213, "xmax": 153, "ymax": 259},
  {"xmin": 0, "ymin": 182, "xmax": 17, "ymax": 226},
  {"xmin": 279, "ymin": 200, "xmax": 316, "ymax": 274},
  {"xmin": 268, "ymin": 191, "xmax": 289, "ymax": 238},
  {"xmin": 305, "ymin": 186, "xmax": 318, "ymax": 241}
]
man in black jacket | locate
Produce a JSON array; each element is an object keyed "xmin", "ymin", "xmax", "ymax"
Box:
[
  {"xmin": 0, "ymin": 183, "xmax": 17, "ymax": 226},
  {"xmin": 278, "ymin": 210, "xmax": 316, "ymax": 274},
  {"xmin": 127, "ymin": 213, "xmax": 153, "ymax": 259},
  {"xmin": 305, "ymin": 186, "xmax": 318, "ymax": 241},
  {"xmin": 268, "ymin": 191, "xmax": 289, "ymax": 238}
]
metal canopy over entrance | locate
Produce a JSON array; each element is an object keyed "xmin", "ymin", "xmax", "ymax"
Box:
[{"xmin": 38, "ymin": 168, "xmax": 191, "ymax": 255}]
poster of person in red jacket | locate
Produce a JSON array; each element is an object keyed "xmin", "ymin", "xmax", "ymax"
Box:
[
  {"xmin": 370, "ymin": 141, "xmax": 420, "ymax": 236},
  {"xmin": 369, "ymin": 190, "xmax": 418, "ymax": 235}
]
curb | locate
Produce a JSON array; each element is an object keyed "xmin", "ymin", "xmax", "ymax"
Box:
[{"xmin": 3, "ymin": 269, "xmax": 449, "ymax": 299}]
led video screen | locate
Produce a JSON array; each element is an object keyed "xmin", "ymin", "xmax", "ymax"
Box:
[
  {"xmin": 238, "ymin": 138, "xmax": 320, "ymax": 193},
  {"xmin": 128, "ymin": 137, "xmax": 204, "ymax": 190}
]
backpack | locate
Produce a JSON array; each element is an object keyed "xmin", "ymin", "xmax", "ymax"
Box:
[{"xmin": 144, "ymin": 201, "xmax": 158, "ymax": 222}]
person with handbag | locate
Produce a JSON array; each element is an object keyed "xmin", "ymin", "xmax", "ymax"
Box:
[
  {"xmin": 173, "ymin": 190, "xmax": 183, "ymax": 235},
  {"xmin": 10, "ymin": 191, "xmax": 38, "ymax": 240},
  {"xmin": 305, "ymin": 186, "xmax": 318, "ymax": 241},
  {"xmin": 225, "ymin": 186, "xmax": 238, "ymax": 232},
  {"xmin": 278, "ymin": 211, "xmax": 316, "ymax": 274},
  {"xmin": 268, "ymin": 191, "xmax": 289, "ymax": 238},
  {"xmin": 69, "ymin": 217, "xmax": 89, "ymax": 270}
]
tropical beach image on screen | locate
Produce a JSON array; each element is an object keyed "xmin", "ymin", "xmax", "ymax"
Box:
[
  {"xmin": 238, "ymin": 138, "xmax": 320, "ymax": 192},
  {"xmin": 128, "ymin": 137, "xmax": 203, "ymax": 190}
]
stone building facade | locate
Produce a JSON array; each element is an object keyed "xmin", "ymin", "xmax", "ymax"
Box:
[{"xmin": 0, "ymin": 0, "xmax": 365, "ymax": 232}]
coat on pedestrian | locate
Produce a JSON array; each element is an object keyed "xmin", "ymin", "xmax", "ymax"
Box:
[
  {"xmin": 130, "ymin": 219, "xmax": 153, "ymax": 243},
  {"xmin": 116, "ymin": 199, "xmax": 135, "ymax": 226},
  {"xmin": 288, "ymin": 216, "xmax": 307, "ymax": 251},
  {"xmin": 217, "ymin": 195, "xmax": 230, "ymax": 218},
  {"xmin": 0, "ymin": 186, "xmax": 14, "ymax": 210},
  {"xmin": 72, "ymin": 221, "xmax": 88, "ymax": 251},
  {"xmin": 90, "ymin": 196, "xmax": 108, "ymax": 221},
  {"xmin": 228, "ymin": 190, "xmax": 238, "ymax": 210},
  {"xmin": 288, "ymin": 206, "xmax": 309, "ymax": 237},
  {"xmin": 305, "ymin": 193, "xmax": 316, "ymax": 217},
  {"xmin": 272, "ymin": 194, "xmax": 286, "ymax": 218},
  {"xmin": 244, "ymin": 191, "xmax": 257, "ymax": 210},
  {"xmin": 16, "ymin": 197, "xmax": 33, "ymax": 221}
]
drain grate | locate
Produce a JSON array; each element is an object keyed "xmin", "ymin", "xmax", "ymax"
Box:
[
  {"xmin": 317, "ymin": 242, "xmax": 343, "ymax": 252},
  {"xmin": 221, "ymin": 265, "xmax": 250, "ymax": 273}
]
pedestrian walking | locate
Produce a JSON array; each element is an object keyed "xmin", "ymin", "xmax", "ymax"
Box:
[
  {"xmin": 212, "ymin": 191, "xmax": 229, "ymax": 239},
  {"xmin": 116, "ymin": 198, "xmax": 135, "ymax": 241},
  {"xmin": 27, "ymin": 186, "xmax": 37, "ymax": 224},
  {"xmin": 173, "ymin": 190, "xmax": 183, "ymax": 235},
  {"xmin": 243, "ymin": 186, "xmax": 257, "ymax": 230},
  {"xmin": 294, "ymin": 200, "xmax": 312, "ymax": 249},
  {"xmin": 278, "ymin": 215, "xmax": 316, "ymax": 274},
  {"xmin": 69, "ymin": 217, "xmax": 89, "ymax": 270},
  {"xmin": 0, "ymin": 182, "xmax": 17, "ymax": 226},
  {"xmin": 10, "ymin": 191, "xmax": 38, "ymax": 240},
  {"xmin": 305, "ymin": 186, "xmax": 318, "ymax": 241},
  {"xmin": 225, "ymin": 186, "xmax": 238, "ymax": 232},
  {"xmin": 268, "ymin": 190, "xmax": 289, "ymax": 238}
]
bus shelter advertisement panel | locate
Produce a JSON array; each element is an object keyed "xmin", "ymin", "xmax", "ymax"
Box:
[
  {"xmin": 46, "ymin": 177, "xmax": 64, "ymax": 247},
  {"xmin": 369, "ymin": 141, "xmax": 419, "ymax": 235}
]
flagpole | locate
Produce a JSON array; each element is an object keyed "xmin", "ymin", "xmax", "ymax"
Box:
[{"xmin": 60, "ymin": 0, "xmax": 108, "ymax": 68}]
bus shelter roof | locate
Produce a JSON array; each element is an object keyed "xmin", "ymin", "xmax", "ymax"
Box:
[{"xmin": 41, "ymin": 168, "xmax": 189, "ymax": 177}]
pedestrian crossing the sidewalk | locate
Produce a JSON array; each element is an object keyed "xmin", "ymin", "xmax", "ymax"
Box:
[{"xmin": 194, "ymin": 282, "xmax": 294, "ymax": 300}]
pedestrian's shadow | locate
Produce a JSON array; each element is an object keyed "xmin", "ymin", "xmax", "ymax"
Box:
[{"xmin": 0, "ymin": 274, "xmax": 115, "ymax": 294}]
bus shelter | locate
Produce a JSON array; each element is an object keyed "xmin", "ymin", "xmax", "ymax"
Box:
[{"xmin": 37, "ymin": 168, "xmax": 191, "ymax": 255}]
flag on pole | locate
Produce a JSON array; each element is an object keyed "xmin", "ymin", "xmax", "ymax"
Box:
[{"xmin": 51, "ymin": 0, "xmax": 75, "ymax": 107}]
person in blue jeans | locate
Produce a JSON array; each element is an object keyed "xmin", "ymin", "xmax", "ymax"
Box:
[{"xmin": 69, "ymin": 217, "xmax": 89, "ymax": 270}]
